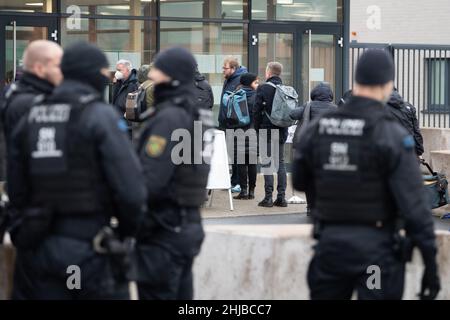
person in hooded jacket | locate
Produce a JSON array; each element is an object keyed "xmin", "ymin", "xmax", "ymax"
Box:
[
  {"xmin": 135, "ymin": 47, "xmax": 211, "ymax": 300},
  {"xmin": 386, "ymin": 88, "xmax": 424, "ymax": 157},
  {"xmin": 290, "ymin": 82, "xmax": 337, "ymax": 215},
  {"xmin": 137, "ymin": 63, "xmax": 155, "ymax": 111},
  {"xmin": 193, "ymin": 66, "xmax": 214, "ymax": 110},
  {"xmin": 234, "ymin": 73, "xmax": 259, "ymax": 200},
  {"xmin": 290, "ymin": 82, "xmax": 337, "ymax": 122},
  {"xmin": 7, "ymin": 41, "xmax": 147, "ymax": 299}
]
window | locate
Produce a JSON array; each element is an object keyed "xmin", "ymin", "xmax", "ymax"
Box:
[
  {"xmin": 0, "ymin": 0, "xmax": 53, "ymax": 13},
  {"xmin": 61, "ymin": 18, "xmax": 157, "ymax": 101},
  {"xmin": 61, "ymin": 18, "xmax": 156, "ymax": 68},
  {"xmin": 160, "ymin": 0, "xmax": 249, "ymax": 19},
  {"xmin": 160, "ymin": 21, "xmax": 248, "ymax": 125},
  {"xmin": 427, "ymin": 59, "xmax": 450, "ymax": 113},
  {"xmin": 61, "ymin": 0, "xmax": 155, "ymax": 16},
  {"xmin": 252, "ymin": 0, "xmax": 343, "ymax": 22}
]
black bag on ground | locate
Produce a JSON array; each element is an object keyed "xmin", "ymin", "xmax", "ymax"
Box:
[{"xmin": 421, "ymin": 159, "xmax": 449, "ymax": 209}]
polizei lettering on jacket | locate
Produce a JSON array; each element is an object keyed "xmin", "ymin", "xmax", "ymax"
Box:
[
  {"xmin": 28, "ymin": 104, "xmax": 71, "ymax": 123},
  {"xmin": 318, "ymin": 117, "xmax": 366, "ymax": 136}
]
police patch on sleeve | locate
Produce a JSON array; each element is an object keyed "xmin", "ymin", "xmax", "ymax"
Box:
[
  {"xmin": 146, "ymin": 135, "xmax": 167, "ymax": 157},
  {"xmin": 402, "ymin": 135, "xmax": 415, "ymax": 150}
]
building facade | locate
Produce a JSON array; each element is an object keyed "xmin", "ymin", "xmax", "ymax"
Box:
[
  {"xmin": 350, "ymin": 0, "xmax": 450, "ymax": 45},
  {"xmin": 0, "ymin": 0, "xmax": 349, "ymax": 110}
]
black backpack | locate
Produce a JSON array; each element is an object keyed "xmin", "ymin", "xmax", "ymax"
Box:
[{"xmin": 194, "ymin": 78, "xmax": 213, "ymax": 110}]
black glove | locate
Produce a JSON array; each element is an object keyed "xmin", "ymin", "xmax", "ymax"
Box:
[{"xmin": 419, "ymin": 263, "xmax": 440, "ymax": 300}]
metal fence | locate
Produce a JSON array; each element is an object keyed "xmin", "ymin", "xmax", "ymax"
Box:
[{"xmin": 349, "ymin": 43, "xmax": 450, "ymax": 128}]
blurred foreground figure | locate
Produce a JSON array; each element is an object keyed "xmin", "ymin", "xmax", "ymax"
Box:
[
  {"xmin": 1, "ymin": 41, "xmax": 62, "ymax": 181},
  {"xmin": 8, "ymin": 41, "xmax": 146, "ymax": 299},
  {"xmin": 135, "ymin": 47, "xmax": 211, "ymax": 300},
  {"xmin": 293, "ymin": 49, "xmax": 440, "ymax": 300}
]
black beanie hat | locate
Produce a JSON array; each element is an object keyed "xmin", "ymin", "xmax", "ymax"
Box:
[
  {"xmin": 153, "ymin": 47, "xmax": 197, "ymax": 85},
  {"xmin": 355, "ymin": 49, "xmax": 395, "ymax": 85},
  {"xmin": 240, "ymin": 73, "xmax": 257, "ymax": 87},
  {"xmin": 61, "ymin": 41, "xmax": 109, "ymax": 81}
]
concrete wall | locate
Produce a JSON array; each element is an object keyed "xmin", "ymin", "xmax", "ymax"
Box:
[
  {"xmin": 350, "ymin": 0, "xmax": 450, "ymax": 45},
  {"xmin": 421, "ymin": 128, "xmax": 450, "ymax": 164},
  {"xmin": 0, "ymin": 245, "xmax": 15, "ymax": 300},
  {"xmin": 194, "ymin": 225, "xmax": 450, "ymax": 300}
]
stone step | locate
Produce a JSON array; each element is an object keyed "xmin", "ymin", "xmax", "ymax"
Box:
[
  {"xmin": 430, "ymin": 150, "xmax": 450, "ymax": 178},
  {"xmin": 421, "ymin": 128, "xmax": 450, "ymax": 162}
]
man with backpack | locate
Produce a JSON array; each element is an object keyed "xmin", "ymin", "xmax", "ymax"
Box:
[
  {"xmin": 254, "ymin": 62, "xmax": 294, "ymax": 208},
  {"xmin": 219, "ymin": 57, "xmax": 248, "ymax": 193}
]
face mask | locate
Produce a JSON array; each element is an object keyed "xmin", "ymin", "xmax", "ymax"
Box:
[{"xmin": 115, "ymin": 71, "xmax": 124, "ymax": 80}]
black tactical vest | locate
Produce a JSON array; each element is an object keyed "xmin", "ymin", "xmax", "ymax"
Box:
[
  {"xmin": 140, "ymin": 99, "xmax": 213, "ymax": 208},
  {"xmin": 311, "ymin": 110, "xmax": 397, "ymax": 223},
  {"xmin": 173, "ymin": 106, "xmax": 213, "ymax": 207},
  {"xmin": 25, "ymin": 95, "xmax": 114, "ymax": 215}
]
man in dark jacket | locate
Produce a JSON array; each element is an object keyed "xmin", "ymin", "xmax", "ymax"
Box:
[
  {"xmin": 136, "ymin": 47, "xmax": 210, "ymax": 300},
  {"xmin": 293, "ymin": 49, "xmax": 440, "ymax": 300},
  {"xmin": 386, "ymin": 89, "xmax": 424, "ymax": 156},
  {"xmin": 219, "ymin": 57, "xmax": 248, "ymax": 128},
  {"xmin": 112, "ymin": 59, "xmax": 139, "ymax": 116},
  {"xmin": 290, "ymin": 82, "xmax": 337, "ymax": 122},
  {"xmin": 290, "ymin": 82, "xmax": 337, "ymax": 215},
  {"xmin": 219, "ymin": 57, "xmax": 247, "ymax": 191},
  {"xmin": 234, "ymin": 73, "xmax": 259, "ymax": 200},
  {"xmin": 2, "ymin": 41, "xmax": 62, "ymax": 144},
  {"xmin": 1, "ymin": 40, "xmax": 63, "ymax": 183},
  {"xmin": 253, "ymin": 62, "xmax": 288, "ymax": 208},
  {"xmin": 8, "ymin": 41, "xmax": 146, "ymax": 299},
  {"xmin": 194, "ymin": 67, "xmax": 214, "ymax": 110}
]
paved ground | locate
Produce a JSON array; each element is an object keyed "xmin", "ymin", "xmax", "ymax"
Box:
[
  {"xmin": 202, "ymin": 174, "xmax": 450, "ymax": 231},
  {"xmin": 204, "ymin": 212, "xmax": 450, "ymax": 231},
  {"xmin": 201, "ymin": 174, "xmax": 307, "ymax": 218}
]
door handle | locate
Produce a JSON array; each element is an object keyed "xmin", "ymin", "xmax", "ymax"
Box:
[
  {"xmin": 251, "ymin": 35, "xmax": 258, "ymax": 46},
  {"xmin": 51, "ymin": 30, "xmax": 58, "ymax": 41}
]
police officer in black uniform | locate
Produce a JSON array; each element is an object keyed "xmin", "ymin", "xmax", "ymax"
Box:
[
  {"xmin": 8, "ymin": 41, "xmax": 147, "ymax": 299},
  {"xmin": 135, "ymin": 47, "xmax": 211, "ymax": 300},
  {"xmin": 293, "ymin": 49, "xmax": 440, "ymax": 300},
  {"xmin": 1, "ymin": 40, "xmax": 63, "ymax": 182}
]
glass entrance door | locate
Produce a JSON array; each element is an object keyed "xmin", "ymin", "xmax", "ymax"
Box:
[
  {"xmin": 249, "ymin": 24, "xmax": 297, "ymax": 90},
  {"xmin": 300, "ymin": 26, "xmax": 342, "ymax": 103},
  {"xmin": 249, "ymin": 23, "xmax": 342, "ymax": 171},
  {"xmin": 249, "ymin": 23, "xmax": 342, "ymax": 103},
  {"xmin": 0, "ymin": 17, "xmax": 57, "ymax": 88}
]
